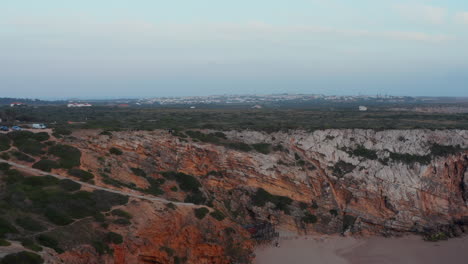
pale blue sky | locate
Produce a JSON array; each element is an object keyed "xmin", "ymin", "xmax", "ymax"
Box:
[{"xmin": 1, "ymin": 0, "xmax": 467, "ymax": 98}]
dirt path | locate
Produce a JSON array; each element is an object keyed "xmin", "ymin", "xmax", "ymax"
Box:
[{"xmin": 0, "ymin": 158, "xmax": 200, "ymax": 207}]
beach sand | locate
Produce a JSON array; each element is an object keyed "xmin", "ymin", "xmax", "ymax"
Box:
[{"xmin": 254, "ymin": 235, "xmax": 468, "ymax": 264}]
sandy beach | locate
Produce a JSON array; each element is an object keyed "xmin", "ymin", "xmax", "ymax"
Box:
[{"xmin": 254, "ymin": 235, "xmax": 468, "ymax": 264}]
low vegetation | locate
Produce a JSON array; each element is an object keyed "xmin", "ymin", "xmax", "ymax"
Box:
[
  {"xmin": 111, "ymin": 209, "xmax": 132, "ymax": 219},
  {"xmin": 388, "ymin": 152, "xmax": 431, "ymax": 165},
  {"xmin": 15, "ymin": 216, "xmax": 46, "ymax": 232},
  {"xmin": 0, "ymin": 239, "xmax": 11, "ymax": 247},
  {"xmin": 194, "ymin": 207, "xmax": 209, "ymax": 219},
  {"xmin": 162, "ymin": 171, "xmax": 207, "ymax": 205},
  {"xmin": 109, "ymin": 147, "xmax": 123, "ymax": 155},
  {"xmin": 0, "ymin": 134, "xmax": 11, "ymax": 152},
  {"xmin": 0, "ymin": 251, "xmax": 44, "ymax": 264},
  {"xmin": 48, "ymin": 144, "xmax": 81, "ymax": 168},
  {"xmin": 210, "ymin": 209, "xmax": 226, "ymax": 221},
  {"xmin": 301, "ymin": 212, "xmax": 318, "ymax": 224},
  {"xmin": 252, "ymin": 188, "xmax": 293, "ymax": 214},
  {"xmin": 331, "ymin": 160, "xmax": 356, "ymax": 178},
  {"xmin": 251, "ymin": 143, "xmax": 272, "ymax": 154},
  {"xmin": 10, "ymin": 151, "xmax": 35, "ymax": 162},
  {"xmin": 68, "ymin": 169, "xmax": 94, "ymax": 182},
  {"xmin": 32, "ymin": 160, "xmax": 59, "ymax": 172},
  {"xmin": 105, "ymin": 231, "xmax": 123, "ymax": 244},
  {"xmin": 346, "ymin": 145, "xmax": 378, "ymax": 160}
]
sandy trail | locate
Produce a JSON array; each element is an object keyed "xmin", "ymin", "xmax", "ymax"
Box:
[{"xmin": 254, "ymin": 235, "xmax": 468, "ymax": 264}]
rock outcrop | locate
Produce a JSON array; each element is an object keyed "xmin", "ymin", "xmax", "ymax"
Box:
[{"xmin": 40, "ymin": 129, "xmax": 468, "ymax": 262}]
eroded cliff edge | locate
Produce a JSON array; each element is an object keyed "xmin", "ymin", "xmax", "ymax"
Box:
[{"xmin": 1, "ymin": 129, "xmax": 467, "ymax": 263}]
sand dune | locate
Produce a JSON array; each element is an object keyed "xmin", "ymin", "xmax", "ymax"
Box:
[{"xmin": 254, "ymin": 235, "xmax": 468, "ymax": 264}]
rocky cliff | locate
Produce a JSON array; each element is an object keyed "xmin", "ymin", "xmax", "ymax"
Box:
[{"xmin": 2, "ymin": 129, "xmax": 467, "ymax": 263}]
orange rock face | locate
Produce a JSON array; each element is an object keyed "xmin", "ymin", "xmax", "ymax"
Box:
[{"xmin": 46, "ymin": 129, "xmax": 468, "ymax": 263}]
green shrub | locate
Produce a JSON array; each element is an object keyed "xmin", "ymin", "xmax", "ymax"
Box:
[
  {"xmin": 142, "ymin": 177, "xmax": 165, "ymax": 196},
  {"xmin": 48, "ymin": 144, "xmax": 81, "ymax": 168},
  {"xmin": 0, "ymin": 153, "xmax": 10, "ymax": 160},
  {"xmin": 11, "ymin": 151, "xmax": 35, "ymax": 162},
  {"xmin": 0, "ymin": 218, "xmax": 18, "ymax": 237},
  {"xmin": 311, "ymin": 201, "xmax": 319, "ymax": 209},
  {"xmin": 185, "ymin": 131, "xmax": 221, "ymax": 144},
  {"xmin": 161, "ymin": 172, "xmax": 201, "ymax": 192},
  {"xmin": 68, "ymin": 169, "xmax": 94, "ymax": 182},
  {"xmin": 0, "ymin": 134, "xmax": 11, "ymax": 151},
  {"xmin": 342, "ymin": 215, "xmax": 356, "ymax": 232},
  {"xmin": 59, "ymin": 179, "xmax": 81, "ymax": 192},
  {"xmin": 44, "ymin": 208, "xmax": 73, "ymax": 226},
  {"xmin": 0, "ymin": 251, "xmax": 44, "ymax": 264},
  {"xmin": 20, "ymin": 238, "xmax": 42, "ymax": 252},
  {"xmin": 424, "ymin": 231, "xmax": 449, "ymax": 242},
  {"xmin": 272, "ymin": 144, "xmax": 286, "ymax": 152},
  {"xmin": 16, "ymin": 139, "xmax": 45, "ymax": 156},
  {"xmin": 209, "ymin": 209, "xmax": 226, "ymax": 221},
  {"xmin": 93, "ymin": 212, "xmax": 106, "ymax": 223},
  {"xmin": 92, "ymin": 241, "xmax": 112, "ymax": 255},
  {"xmin": 160, "ymin": 246, "xmax": 175, "ymax": 257},
  {"xmin": 332, "ymin": 160, "xmax": 356, "ymax": 178},
  {"xmin": 194, "ymin": 207, "xmax": 209, "ymax": 219},
  {"xmin": 36, "ymin": 234, "xmax": 63, "ymax": 253},
  {"xmin": 170, "ymin": 186, "xmax": 178, "ymax": 192},
  {"xmin": 0, "ymin": 239, "xmax": 11, "ymax": 246},
  {"xmin": 329, "ymin": 209, "xmax": 338, "ymax": 216},
  {"xmin": 0, "ymin": 162, "xmax": 11, "ymax": 171},
  {"xmin": 348, "ymin": 145, "xmax": 378, "ymax": 160},
  {"xmin": 109, "ymin": 147, "xmax": 123, "ymax": 155},
  {"xmin": 252, "ymin": 143, "xmax": 271, "ymax": 154},
  {"xmin": 4, "ymin": 169, "xmax": 24, "ymax": 184},
  {"xmin": 213, "ymin": 132, "xmax": 227, "ymax": 139},
  {"xmin": 33, "ymin": 132, "xmax": 50, "ymax": 142},
  {"xmin": 130, "ymin": 167, "xmax": 146, "ymax": 177},
  {"xmin": 52, "ymin": 127, "xmax": 72, "ymax": 136},
  {"xmin": 388, "ymin": 152, "xmax": 431, "ymax": 165},
  {"xmin": 7, "ymin": 131, "xmax": 35, "ymax": 142},
  {"xmin": 99, "ymin": 130, "xmax": 113, "ymax": 136},
  {"xmin": 430, "ymin": 144, "xmax": 463, "ymax": 157},
  {"xmin": 184, "ymin": 192, "xmax": 206, "ymax": 205},
  {"xmin": 111, "ymin": 209, "xmax": 132, "ymax": 219},
  {"xmin": 298, "ymin": 202, "xmax": 308, "ymax": 210},
  {"xmin": 22, "ymin": 175, "xmax": 59, "ymax": 187},
  {"xmin": 166, "ymin": 203, "xmax": 177, "ymax": 210},
  {"xmin": 32, "ymin": 160, "xmax": 59, "ymax": 172},
  {"xmin": 105, "ymin": 232, "xmax": 123, "ymax": 244},
  {"xmin": 15, "ymin": 216, "xmax": 46, "ymax": 232},
  {"xmin": 302, "ymin": 212, "xmax": 318, "ymax": 224},
  {"xmin": 113, "ymin": 218, "xmax": 131, "ymax": 226},
  {"xmin": 226, "ymin": 142, "xmax": 252, "ymax": 152},
  {"xmin": 252, "ymin": 188, "xmax": 293, "ymax": 213}
]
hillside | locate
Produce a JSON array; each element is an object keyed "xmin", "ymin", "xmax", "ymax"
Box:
[{"xmin": 0, "ymin": 128, "xmax": 467, "ymax": 263}]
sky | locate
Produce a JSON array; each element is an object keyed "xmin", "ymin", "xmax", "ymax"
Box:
[{"xmin": 0, "ymin": 0, "xmax": 467, "ymax": 99}]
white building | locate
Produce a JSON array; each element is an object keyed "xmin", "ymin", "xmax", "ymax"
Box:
[
  {"xmin": 359, "ymin": 106, "xmax": 368, "ymax": 111},
  {"xmin": 32, "ymin": 124, "xmax": 47, "ymax": 129},
  {"xmin": 10, "ymin": 102, "xmax": 25, "ymax": 107},
  {"xmin": 67, "ymin": 103, "xmax": 92, "ymax": 108}
]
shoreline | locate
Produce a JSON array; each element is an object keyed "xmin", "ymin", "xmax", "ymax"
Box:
[{"xmin": 254, "ymin": 235, "xmax": 468, "ymax": 264}]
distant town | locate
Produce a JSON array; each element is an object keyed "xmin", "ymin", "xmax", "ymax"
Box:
[{"xmin": 3, "ymin": 94, "xmax": 465, "ymax": 109}]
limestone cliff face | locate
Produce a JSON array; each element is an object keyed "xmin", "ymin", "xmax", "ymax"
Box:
[{"xmin": 55, "ymin": 129, "xmax": 467, "ymax": 263}]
